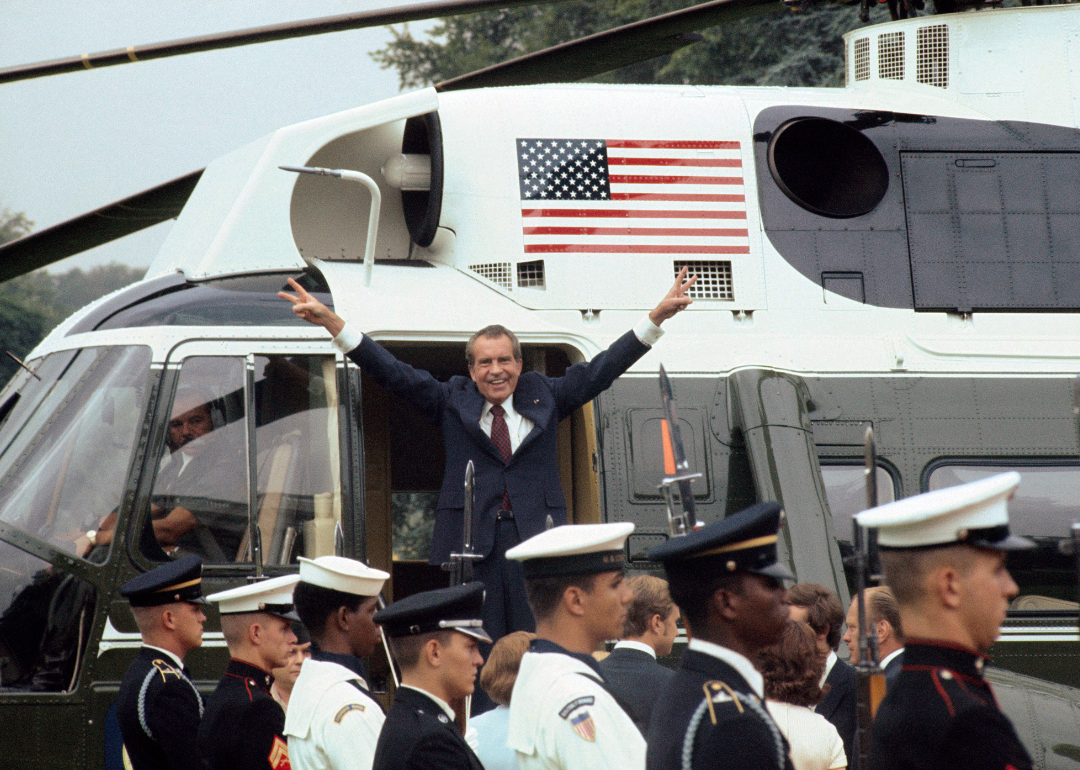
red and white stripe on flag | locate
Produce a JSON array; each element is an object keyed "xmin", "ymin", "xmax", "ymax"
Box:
[{"xmin": 517, "ymin": 138, "xmax": 748, "ymax": 256}]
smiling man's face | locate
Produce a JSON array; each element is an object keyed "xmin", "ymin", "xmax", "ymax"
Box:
[{"xmin": 468, "ymin": 334, "xmax": 522, "ymax": 405}]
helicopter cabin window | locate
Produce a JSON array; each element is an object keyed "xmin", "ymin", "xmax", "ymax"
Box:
[
  {"xmin": 139, "ymin": 353, "xmax": 340, "ymax": 565},
  {"xmin": 820, "ymin": 463, "xmax": 896, "ymax": 594},
  {"xmin": 0, "ymin": 543, "xmax": 95, "ymax": 691},
  {"xmin": 0, "ymin": 346, "xmax": 152, "ymax": 561},
  {"xmin": 927, "ymin": 464, "xmax": 1080, "ymax": 611}
]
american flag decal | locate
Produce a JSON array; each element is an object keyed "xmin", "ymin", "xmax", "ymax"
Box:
[{"xmin": 517, "ymin": 138, "xmax": 748, "ymax": 256}]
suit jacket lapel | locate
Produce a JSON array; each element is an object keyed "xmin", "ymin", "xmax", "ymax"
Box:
[{"xmin": 511, "ymin": 378, "xmax": 547, "ymax": 456}]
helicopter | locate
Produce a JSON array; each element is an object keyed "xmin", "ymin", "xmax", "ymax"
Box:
[{"xmin": 3, "ymin": 0, "xmax": 1080, "ymax": 768}]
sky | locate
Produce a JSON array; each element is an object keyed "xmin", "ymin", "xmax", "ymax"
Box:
[{"xmin": 0, "ymin": 1, "xmax": 422, "ymax": 273}]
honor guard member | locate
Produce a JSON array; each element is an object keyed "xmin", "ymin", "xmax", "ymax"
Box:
[
  {"xmin": 285, "ymin": 556, "xmax": 391, "ymax": 770},
  {"xmin": 646, "ymin": 503, "xmax": 795, "ymax": 770},
  {"xmin": 199, "ymin": 574, "xmax": 301, "ymax": 770},
  {"xmin": 504, "ymin": 523, "xmax": 646, "ymax": 770},
  {"xmin": 371, "ymin": 582, "xmax": 490, "ymax": 770},
  {"xmin": 856, "ymin": 472, "xmax": 1034, "ymax": 770},
  {"xmin": 116, "ymin": 555, "xmax": 209, "ymax": 770}
]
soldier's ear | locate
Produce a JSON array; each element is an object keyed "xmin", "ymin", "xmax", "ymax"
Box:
[{"xmin": 563, "ymin": 585, "xmax": 588, "ymax": 618}]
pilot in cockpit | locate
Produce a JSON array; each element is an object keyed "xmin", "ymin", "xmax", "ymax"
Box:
[{"xmin": 86, "ymin": 386, "xmax": 246, "ymax": 562}]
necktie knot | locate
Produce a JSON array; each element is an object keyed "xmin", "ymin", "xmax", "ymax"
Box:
[{"xmin": 490, "ymin": 404, "xmax": 505, "ymax": 418}]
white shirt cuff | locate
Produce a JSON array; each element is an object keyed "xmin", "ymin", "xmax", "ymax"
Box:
[
  {"xmin": 633, "ymin": 315, "xmax": 664, "ymax": 347},
  {"xmin": 331, "ymin": 323, "xmax": 364, "ymax": 354}
]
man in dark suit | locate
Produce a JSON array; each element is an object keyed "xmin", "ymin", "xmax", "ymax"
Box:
[
  {"xmin": 597, "ymin": 574, "xmax": 678, "ymax": 735},
  {"xmin": 116, "ymin": 555, "xmax": 208, "ymax": 770},
  {"xmin": 646, "ymin": 503, "xmax": 795, "ymax": 770},
  {"xmin": 280, "ymin": 270, "xmax": 695, "ymax": 646},
  {"xmin": 787, "ymin": 583, "xmax": 857, "ymax": 768},
  {"xmin": 842, "ymin": 586, "xmax": 905, "ymax": 687},
  {"xmin": 371, "ymin": 582, "xmax": 489, "ymax": 770}
]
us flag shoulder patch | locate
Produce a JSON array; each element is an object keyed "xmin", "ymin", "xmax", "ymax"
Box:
[
  {"xmin": 569, "ymin": 710, "xmax": 597, "ymax": 742},
  {"xmin": 517, "ymin": 138, "xmax": 748, "ymax": 257}
]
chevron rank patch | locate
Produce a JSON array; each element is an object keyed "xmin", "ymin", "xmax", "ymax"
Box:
[
  {"xmin": 333, "ymin": 703, "xmax": 366, "ymax": 724},
  {"xmin": 268, "ymin": 735, "xmax": 292, "ymax": 770}
]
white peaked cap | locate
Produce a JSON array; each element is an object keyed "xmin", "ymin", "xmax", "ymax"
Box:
[
  {"xmin": 506, "ymin": 522, "xmax": 634, "ymax": 578},
  {"xmin": 298, "ymin": 556, "xmax": 389, "ymax": 597},
  {"xmin": 856, "ymin": 471, "xmax": 1033, "ymax": 550},
  {"xmin": 207, "ymin": 574, "xmax": 301, "ymax": 618}
]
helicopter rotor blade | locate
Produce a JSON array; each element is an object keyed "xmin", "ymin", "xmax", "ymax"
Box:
[
  {"xmin": 0, "ymin": 0, "xmax": 554, "ymax": 85},
  {"xmin": 0, "ymin": 170, "xmax": 202, "ymax": 281},
  {"xmin": 437, "ymin": 0, "xmax": 776, "ymax": 91}
]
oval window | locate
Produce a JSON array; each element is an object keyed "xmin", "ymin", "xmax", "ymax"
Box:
[{"xmin": 768, "ymin": 117, "xmax": 889, "ymax": 218}]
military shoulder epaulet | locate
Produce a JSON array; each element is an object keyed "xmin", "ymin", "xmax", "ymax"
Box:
[{"xmin": 137, "ymin": 660, "xmax": 203, "ymax": 739}]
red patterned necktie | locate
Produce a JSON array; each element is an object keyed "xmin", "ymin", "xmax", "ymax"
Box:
[
  {"xmin": 490, "ymin": 404, "xmax": 513, "ymax": 511},
  {"xmin": 490, "ymin": 404, "xmax": 513, "ymax": 463}
]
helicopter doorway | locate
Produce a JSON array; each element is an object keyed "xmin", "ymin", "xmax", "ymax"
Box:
[{"xmin": 357, "ymin": 341, "xmax": 601, "ymax": 600}]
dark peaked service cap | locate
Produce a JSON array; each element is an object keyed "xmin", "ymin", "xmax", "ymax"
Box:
[
  {"xmin": 374, "ymin": 581, "xmax": 491, "ymax": 643},
  {"xmin": 121, "ymin": 555, "xmax": 209, "ymax": 607},
  {"xmin": 647, "ymin": 502, "xmax": 794, "ymax": 582}
]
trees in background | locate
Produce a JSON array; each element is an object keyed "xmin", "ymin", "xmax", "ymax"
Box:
[
  {"xmin": 371, "ymin": 0, "xmax": 881, "ymax": 90},
  {"xmin": 0, "ymin": 207, "xmax": 145, "ymax": 383}
]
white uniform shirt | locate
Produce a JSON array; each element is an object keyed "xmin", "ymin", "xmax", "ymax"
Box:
[
  {"xmin": 507, "ymin": 650, "xmax": 645, "ymax": 770},
  {"xmin": 284, "ymin": 658, "xmax": 384, "ymax": 770}
]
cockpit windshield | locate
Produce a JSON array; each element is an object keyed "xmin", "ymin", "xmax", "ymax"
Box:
[{"xmin": 0, "ymin": 346, "xmax": 153, "ymax": 559}]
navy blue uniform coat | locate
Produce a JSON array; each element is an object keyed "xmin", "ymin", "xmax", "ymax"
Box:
[
  {"xmin": 116, "ymin": 646, "xmax": 204, "ymax": 770},
  {"xmin": 372, "ymin": 687, "xmax": 485, "ymax": 770},
  {"xmin": 348, "ymin": 330, "xmax": 649, "ymax": 564},
  {"xmin": 869, "ymin": 640, "xmax": 1032, "ymax": 770},
  {"xmin": 646, "ymin": 648, "xmax": 794, "ymax": 770}
]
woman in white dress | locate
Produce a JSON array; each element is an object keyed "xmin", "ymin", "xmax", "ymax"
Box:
[{"xmin": 756, "ymin": 621, "xmax": 847, "ymax": 770}]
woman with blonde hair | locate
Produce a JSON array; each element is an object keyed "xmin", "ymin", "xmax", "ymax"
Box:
[
  {"xmin": 756, "ymin": 621, "xmax": 847, "ymax": 770},
  {"xmin": 472, "ymin": 631, "xmax": 535, "ymax": 770}
]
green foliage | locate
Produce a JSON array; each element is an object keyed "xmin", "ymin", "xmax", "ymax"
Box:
[
  {"xmin": 371, "ymin": 0, "xmax": 887, "ymax": 90},
  {"xmin": 0, "ymin": 208, "xmax": 32, "ymax": 246},
  {"xmin": 0, "ymin": 208, "xmax": 147, "ymax": 382}
]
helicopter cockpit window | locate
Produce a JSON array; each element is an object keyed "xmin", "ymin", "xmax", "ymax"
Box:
[
  {"xmin": 0, "ymin": 541, "xmax": 95, "ymax": 691},
  {"xmin": 139, "ymin": 353, "xmax": 340, "ymax": 565},
  {"xmin": 0, "ymin": 346, "xmax": 152, "ymax": 560},
  {"xmin": 927, "ymin": 464, "xmax": 1080, "ymax": 611}
]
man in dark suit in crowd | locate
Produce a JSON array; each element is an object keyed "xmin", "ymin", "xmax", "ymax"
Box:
[
  {"xmin": 280, "ymin": 269, "xmax": 696, "ymax": 648},
  {"xmin": 116, "ymin": 555, "xmax": 208, "ymax": 770},
  {"xmin": 646, "ymin": 503, "xmax": 795, "ymax": 770},
  {"xmin": 787, "ymin": 583, "xmax": 857, "ymax": 768},
  {"xmin": 843, "ymin": 586, "xmax": 905, "ymax": 687},
  {"xmin": 371, "ymin": 582, "xmax": 489, "ymax": 770},
  {"xmin": 597, "ymin": 574, "xmax": 679, "ymax": 735}
]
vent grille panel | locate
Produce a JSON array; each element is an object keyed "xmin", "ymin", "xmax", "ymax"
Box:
[
  {"xmin": 853, "ymin": 38, "xmax": 870, "ymax": 82},
  {"xmin": 517, "ymin": 260, "xmax": 545, "ymax": 288},
  {"xmin": 916, "ymin": 25, "xmax": 949, "ymax": 88},
  {"xmin": 676, "ymin": 260, "xmax": 734, "ymax": 301},
  {"xmin": 878, "ymin": 31, "xmax": 904, "ymax": 80},
  {"xmin": 470, "ymin": 262, "xmax": 512, "ymax": 290}
]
